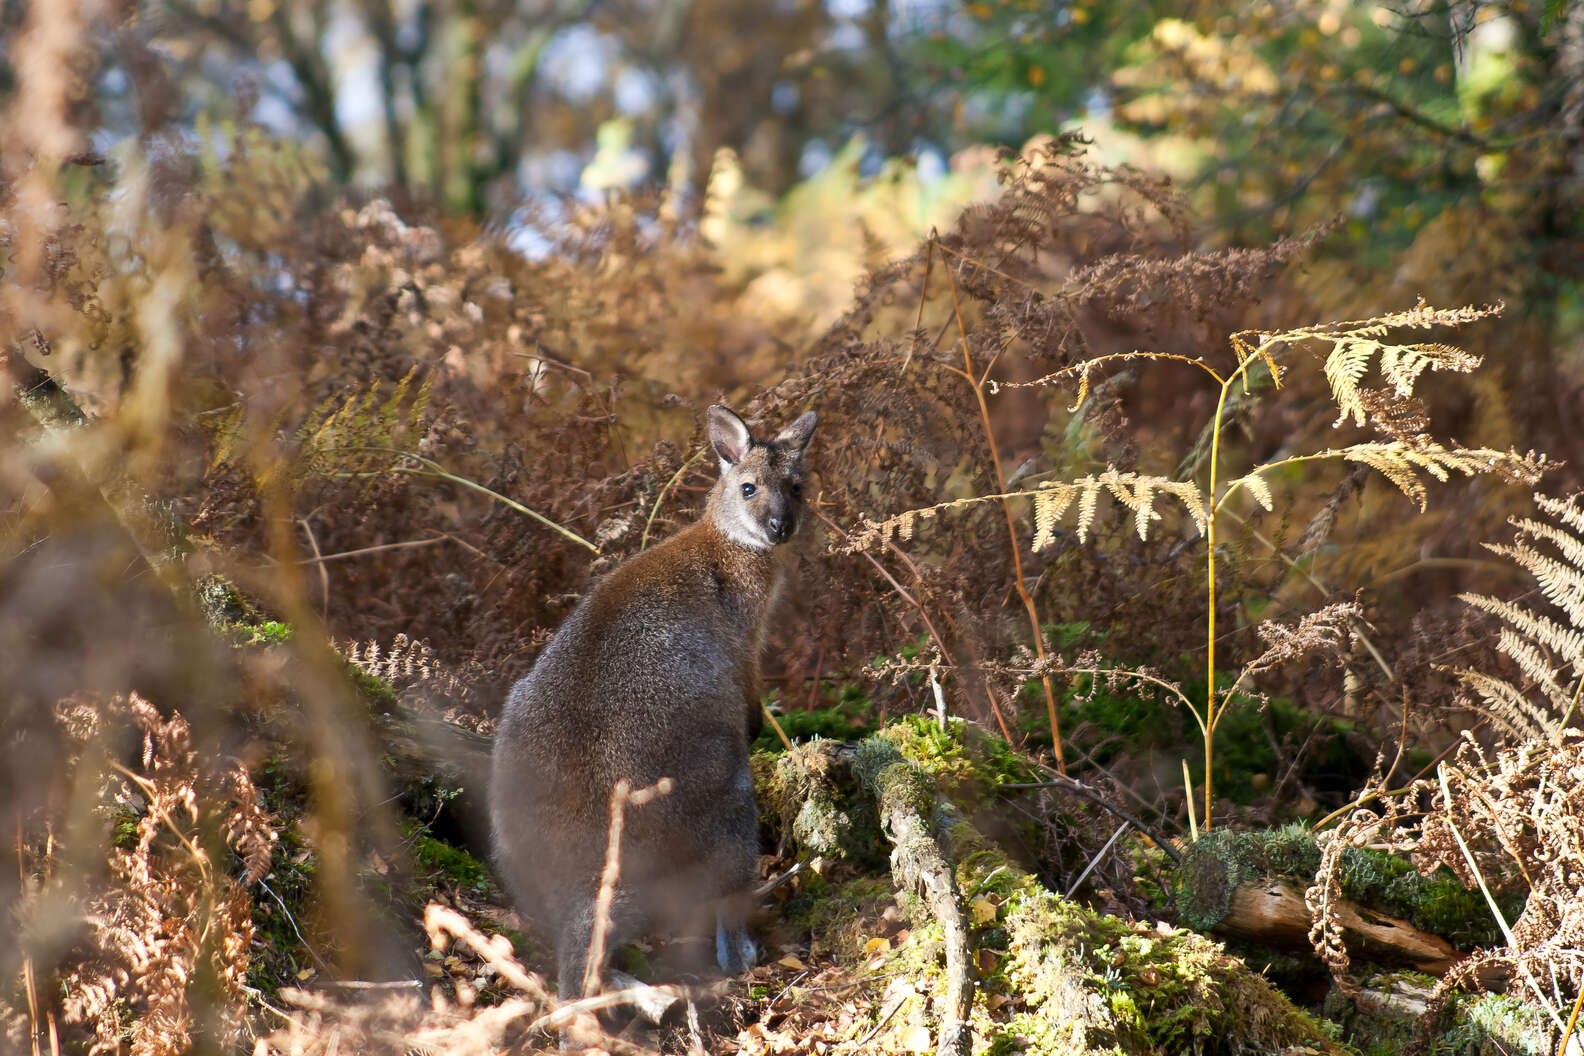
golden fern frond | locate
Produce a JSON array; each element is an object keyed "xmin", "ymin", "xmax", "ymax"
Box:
[
  {"xmin": 1322, "ymin": 338, "xmax": 1483, "ymax": 428},
  {"xmin": 1485, "ymin": 542, "xmax": 1584, "ymax": 629},
  {"xmin": 1379, "ymin": 342, "xmax": 1482, "ymax": 398},
  {"xmin": 840, "ymin": 472, "xmax": 1206, "ymax": 553},
  {"xmin": 1537, "ymin": 492, "xmax": 1584, "ymax": 535},
  {"xmin": 1323, "ymin": 338, "xmax": 1375, "ymax": 429},
  {"xmin": 1455, "ymin": 492, "xmax": 1584, "ymax": 744},
  {"xmin": 1242, "ymin": 299, "xmax": 1502, "ymax": 348},
  {"xmin": 1031, "ymin": 483, "xmax": 1077, "ymax": 550},
  {"xmin": 1337, "ymin": 441, "xmax": 1547, "ymax": 511},
  {"xmin": 1225, "ymin": 471, "xmax": 1274, "ymax": 511},
  {"xmin": 1493, "ymin": 627, "xmax": 1573, "ymax": 713},
  {"xmin": 1458, "ymin": 593, "xmax": 1584, "ymax": 677},
  {"xmin": 1454, "ymin": 667, "xmax": 1565, "ymax": 743},
  {"xmin": 1232, "ymin": 299, "xmax": 1496, "ymax": 428},
  {"xmin": 1058, "ymin": 470, "xmax": 1206, "ymax": 545},
  {"xmin": 294, "ymin": 366, "xmax": 432, "ymax": 482},
  {"xmin": 1504, "ymin": 516, "xmax": 1584, "ymax": 577}
]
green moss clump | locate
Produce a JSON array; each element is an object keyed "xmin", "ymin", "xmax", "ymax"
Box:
[
  {"xmin": 197, "ymin": 574, "xmax": 259, "ymax": 627},
  {"xmin": 1175, "ymin": 830, "xmax": 1521, "ymax": 949},
  {"xmin": 876, "ymin": 715, "xmax": 1038, "ymax": 810},
  {"xmin": 1336, "ymin": 848, "xmax": 1519, "ymax": 951},
  {"xmin": 112, "ymin": 809, "xmax": 142, "ymax": 851},
  {"xmin": 787, "ymin": 874, "xmax": 898, "ymax": 961},
  {"xmin": 411, "ymin": 832, "xmax": 493, "ymax": 893},
  {"xmin": 1323, "ymin": 970, "xmax": 1436, "ymax": 1056},
  {"xmin": 246, "ymin": 825, "xmax": 316, "ymax": 999},
  {"xmin": 228, "ymin": 620, "xmax": 295, "ymax": 647},
  {"xmin": 1429, "ymin": 992, "xmax": 1551, "ymax": 1056},
  {"xmin": 1175, "ymin": 827, "xmax": 1321, "ymax": 931},
  {"xmin": 766, "ymin": 721, "xmax": 1346, "ymax": 1055},
  {"xmin": 752, "ymin": 686, "xmax": 872, "ymax": 753},
  {"xmin": 1044, "ymin": 668, "xmax": 1371, "ymax": 808},
  {"xmin": 883, "ymin": 820, "xmax": 1341, "ymax": 1056},
  {"xmin": 351, "ymin": 669, "xmax": 399, "ymax": 709},
  {"xmin": 759, "ymin": 744, "xmax": 886, "ymax": 868}
]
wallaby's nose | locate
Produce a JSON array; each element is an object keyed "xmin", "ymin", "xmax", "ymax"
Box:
[{"xmin": 768, "ymin": 515, "xmax": 790, "ymax": 542}]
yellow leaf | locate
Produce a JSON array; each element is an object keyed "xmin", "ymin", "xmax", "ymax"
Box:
[
  {"xmin": 969, "ymin": 897, "xmax": 998, "ymax": 925},
  {"xmin": 863, "ymin": 936, "xmax": 892, "ymax": 957}
]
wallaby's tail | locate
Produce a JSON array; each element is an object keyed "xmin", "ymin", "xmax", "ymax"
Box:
[{"xmin": 553, "ymin": 889, "xmax": 646, "ymax": 1000}]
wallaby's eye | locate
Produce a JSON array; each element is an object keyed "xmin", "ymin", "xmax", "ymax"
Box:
[
  {"xmin": 740, "ymin": 482, "xmax": 757, "ymax": 498},
  {"xmin": 790, "ymin": 482, "xmax": 804, "ymax": 498}
]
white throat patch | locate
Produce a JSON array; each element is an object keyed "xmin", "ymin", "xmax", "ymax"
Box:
[{"xmin": 718, "ymin": 501, "xmax": 775, "ymax": 551}]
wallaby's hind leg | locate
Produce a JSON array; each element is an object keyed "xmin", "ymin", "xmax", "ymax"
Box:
[
  {"xmin": 554, "ymin": 892, "xmax": 646, "ymax": 1000},
  {"xmin": 714, "ymin": 908, "xmax": 759, "ymax": 974},
  {"xmin": 712, "ymin": 761, "xmax": 762, "ymax": 975}
]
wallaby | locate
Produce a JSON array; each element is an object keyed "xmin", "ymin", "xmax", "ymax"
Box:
[{"xmin": 489, "ymin": 404, "xmax": 817, "ymax": 1001}]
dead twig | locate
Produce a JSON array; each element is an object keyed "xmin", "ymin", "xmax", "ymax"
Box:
[{"xmin": 584, "ymin": 777, "xmax": 674, "ymax": 997}]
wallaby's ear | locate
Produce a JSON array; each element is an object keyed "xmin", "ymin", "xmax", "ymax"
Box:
[
  {"xmin": 708, "ymin": 404, "xmax": 752, "ymax": 466},
  {"xmin": 775, "ymin": 411, "xmax": 818, "ymax": 454}
]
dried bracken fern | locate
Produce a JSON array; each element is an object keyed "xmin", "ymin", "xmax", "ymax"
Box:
[
  {"xmin": 1353, "ymin": 734, "xmax": 1584, "ymax": 1038},
  {"xmin": 842, "ymin": 299, "xmax": 1543, "ymax": 825},
  {"xmin": 841, "ymin": 470, "xmax": 1207, "ymax": 553},
  {"xmin": 343, "ymin": 633, "xmax": 485, "ymax": 712},
  {"xmin": 1455, "ymin": 492, "xmax": 1584, "ymax": 742},
  {"xmin": 32, "ymin": 693, "xmax": 276, "ymax": 1056},
  {"xmin": 209, "ymin": 363, "xmax": 434, "ymax": 489}
]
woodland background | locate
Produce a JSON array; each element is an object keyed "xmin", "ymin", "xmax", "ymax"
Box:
[{"xmin": 3, "ymin": 0, "xmax": 1584, "ymax": 1053}]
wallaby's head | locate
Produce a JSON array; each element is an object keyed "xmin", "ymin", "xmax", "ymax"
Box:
[{"xmin": 705, "ymin": 405, "xmax": 818, "ymax": 551}]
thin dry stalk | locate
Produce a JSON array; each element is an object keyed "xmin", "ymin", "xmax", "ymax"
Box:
[
  {"xmin": 583, "ymin": 777, "xmax": 674, "ymax": 997},
  {"xmin": 423, "ymin": 904, "xmax": 549, "ymax": 1000},
  {"xmin": 935, "ymin": 238, "xmax": 1063, "ymax": 768}
]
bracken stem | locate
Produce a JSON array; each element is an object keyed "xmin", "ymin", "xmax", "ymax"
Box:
[{"xmin": 937, "ymin": 238, "xmax": 1066, "ymax": 773}]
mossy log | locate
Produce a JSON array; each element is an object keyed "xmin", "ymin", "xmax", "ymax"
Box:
[
  {"xmin": 761, "ymin": 719, "xmax": 1350, "ymax": 1055},
  {"xmin": 852, "ymin": 739, "xmax": 975, "ymax": 1056},
  {"xmin": 1174, "ymin": 829, "xmax": 1512, "ymax": 982},
  {"xmin": 372, "ymin": 704, "xmax": 495, "ymax": 856}
]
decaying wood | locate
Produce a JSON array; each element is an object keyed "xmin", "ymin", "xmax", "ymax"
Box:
[
  {"xmin": 1214, "ymin": 879, "xmax": 1460, "ymax": 974},
  {"xmin": 855, "ymin": 742, "xmax": 974, "ymax": 1056}
]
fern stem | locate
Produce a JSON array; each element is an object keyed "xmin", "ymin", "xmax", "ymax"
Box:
[
  {"xmin": 939, "ymin": 239, "xmax": 1065, "ymax": 773},
  {"xmin": 1203, "ymin": 372, "xmax": 1234, "ymax": 830},
  {"xmin": 386, "ymin": 455, "xmax": 600, "ymax": 553},
  {"xmin": 641, "ymin": 448, "xmax": 703, "ymax": 550}
]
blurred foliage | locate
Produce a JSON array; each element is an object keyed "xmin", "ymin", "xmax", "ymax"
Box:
[{"xmin": 5, "ymin": 0, "xmax": 1584, "ymax": 1050}]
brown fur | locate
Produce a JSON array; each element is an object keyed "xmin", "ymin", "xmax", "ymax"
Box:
[{"xmin": 489, "ymin": 405, "xmax": 815, "ymax": 999}]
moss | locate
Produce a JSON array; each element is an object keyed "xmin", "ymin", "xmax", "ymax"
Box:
[
  {"xmin": 1175, "ymin": 830, "xmax": 1521, "ymax": 949},
  {"xmin": 227, "ymin": 620, "xmax": 295, "ymax": 648},
  {"xmin": 196, "ymin": 574, "xmax": 259, "ymax": 627},
  {"xmin": 759, "ymin": 744, "xmax": 886, "ymax": 868},
  {"xmin": 246, "ymin": 825, "xmax": 317, "ymax": 999},
  {"xmin": 351, "ymin": 668, "xmax": 399, "ymax": 710},
  {"xmin": 788, "ymin": 874, "xmax": 898, "ymax": 961},
  {"xmin": 1175, "ymin": 827, "xmax": 1321, "ymax": 931},
  {"xmin": 1336, "ymin": 847, "xmax": 1519, "ymax": 951},
  {"xmin": 769, "ymin": 719, "xmax": 1348, "ymax": 1055},
  {"xmin": 1040, "ymin": 667, "xmax": 1372, "ymax": 807},
  {"xmin": 866, "ymin": 800, "xmax": 1342, "ymax": 1055},
  {"xmin": 411, "ymin": 832, "xmax": 493, "ymax": 894},
  {"xmin": 876, "ymin": 715, "xmax": 1038, "ymax": 811},
  {"xmin": 1429, "ymin": 992, "xmax": 1552, "ymax": 1056},
  {"xmin": 1323, "ymin": 969, "xmax": 1437, "ymax": 1056},
  {"xmin": 752, "ymin": 689, "xmax": 872, "ymax": 753}
]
